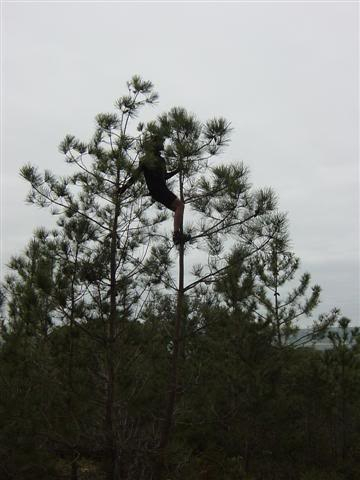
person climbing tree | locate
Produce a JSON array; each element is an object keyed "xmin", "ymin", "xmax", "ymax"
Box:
[{"xmin": 140, "ymin": 132, "xmax": 191, "ymax": 245}]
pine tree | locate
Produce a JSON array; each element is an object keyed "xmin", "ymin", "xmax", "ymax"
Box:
[
  {"xmin": 324, "ymin": 318, "xmax": 360, "ymax": 470},
  {"xmin": 139, "ymin": 107, "xmax": 282, "ymax": 477},
  {"xmin": 18, "ymin": 76, "xmax": 165, "ymax": 479},
  {"xmin": 249, "ymin": 218, "xmax": 334, "ymax": 347},
  {"xmin": 1, "ymin": 233, "xmax": 64, "ymax": 479}
]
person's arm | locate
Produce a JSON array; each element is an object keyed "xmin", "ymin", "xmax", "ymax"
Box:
[
  {"xmin": 118, "ymin": 167, "xmax": 142, "ymax": 196},
  {"xmin": 164, "ymin": 168, "xmax": 179, "ymax": 180}
]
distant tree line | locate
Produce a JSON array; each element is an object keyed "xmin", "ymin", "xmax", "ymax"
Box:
[{"xmin": 1, "ymin": 77, "xmax": 359, "ymax": 480}]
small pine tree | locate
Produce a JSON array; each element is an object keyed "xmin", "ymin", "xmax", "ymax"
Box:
[
  {"xmin": 324, "ymin": 318, "xmax": 360, "ymax": 468},
  {"xmin": 249, "ymin": 219, "xmax": 333, "ymax": 347}
]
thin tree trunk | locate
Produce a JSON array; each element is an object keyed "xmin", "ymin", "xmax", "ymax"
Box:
[
  {"xmin": 156, "ymin": 168, "xmax": 185, "ymax": 478},
  {"xmin": 105, "ymin": 176, "xmax": 121, "ymax": 480},
  {"xmin": 68, "ymin": 245, "xmax": 79, "ymax": 480},
  {"xmin": 71, "ymin": 461, "xmax": 78, "ymax": 480},
  {"xmin": 341, "ymin": 351, "xmax": 346, "ymax": 463},
  {"xmin": 274, "ymin": 252, "xmax": 282, "ymax": 347}
]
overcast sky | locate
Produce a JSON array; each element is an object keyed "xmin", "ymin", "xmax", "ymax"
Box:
[{"xmin": 2, "ymin": 1, "xmax": 359, "ymax": 325}]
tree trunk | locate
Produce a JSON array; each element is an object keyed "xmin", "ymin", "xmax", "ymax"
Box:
[
  {"xmin": 71, "ymin": 461, "xmax": 78, "ymax": 480},
  {"xmin": 68, "ymin": 245, "xmax": 79, "ymax": 480},
  {"xmin": 105, "ymin": 177, "xmax": 121, "ymax": 480},
  {"xmin": 155, "ymin": 169, "xmax": 185, "ymax": 478}
]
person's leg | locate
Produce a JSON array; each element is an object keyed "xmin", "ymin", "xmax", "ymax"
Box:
[
  {"xmin": 170, "ymin": 198, "xmax": 191, "ymax": 244},
  {"xmin": 150, "ymin": 183, "xmax": 190, "ymax": 244},
  {"xmin": 170, "ymin": 198, "xmax": 184, "ymax": 233}
]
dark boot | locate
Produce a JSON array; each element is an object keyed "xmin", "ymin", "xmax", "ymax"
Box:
[{"xmin": 173, "ymin": 231, "xmax": 191, "ymax": 245}]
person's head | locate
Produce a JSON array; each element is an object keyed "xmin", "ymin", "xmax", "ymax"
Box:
[{"xmin": 150, "ymin": 133, "xmax": 164, "ymax": 154}]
